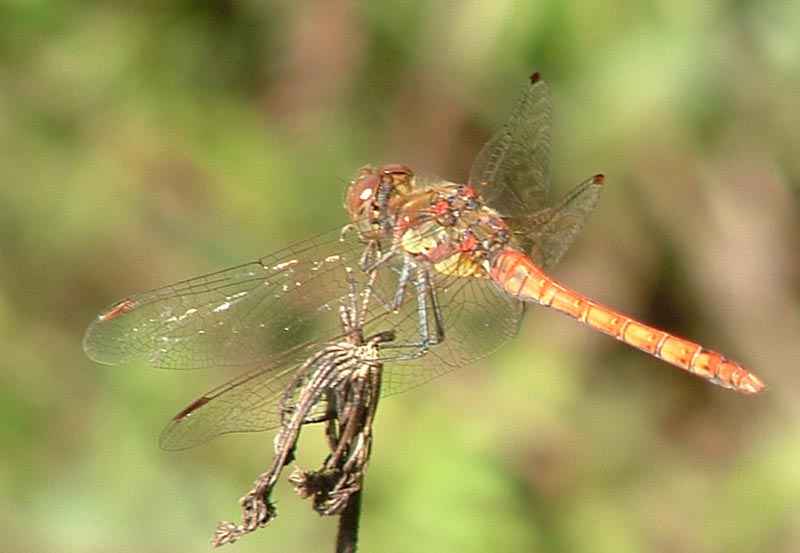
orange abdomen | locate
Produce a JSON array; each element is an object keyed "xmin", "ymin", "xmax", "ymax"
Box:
[{"xmin": 490, "ymin": 249, "xmax": 765, "ymax": 394}]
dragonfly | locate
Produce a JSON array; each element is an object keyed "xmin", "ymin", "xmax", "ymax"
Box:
[{"xmin": 84, "ymin": 73, "xmax": 765, "ymax": 450}]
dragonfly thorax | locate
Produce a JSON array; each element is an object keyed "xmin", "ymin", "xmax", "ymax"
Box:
[
  {"xmin": 394, "ymin": 183, "xmax": 514, "ymax": 278},
  {"xmin": 348, "ymin": 165, "xmax": 516, "ymax": 279}
]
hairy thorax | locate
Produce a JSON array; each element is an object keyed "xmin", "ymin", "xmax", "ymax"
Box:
[{"xmin": 389, "ymin": 183, "xmax": 515, "ymax": 279}]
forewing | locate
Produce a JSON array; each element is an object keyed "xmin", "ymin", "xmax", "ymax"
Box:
[
  {"xmin": 468, "ymin": 73, "xmax": 552, "ymax": 217},
  {"xmin": 83, "ymin": 228, "xmax": 367, "ymax": 370}
]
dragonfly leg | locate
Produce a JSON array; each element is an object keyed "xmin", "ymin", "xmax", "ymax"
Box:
[
  {"xmin": 425, "ymin": 271, "xmax": 446, "ymax": 344},
  {"xmin": 411, "ymin": 268, "xmax": 446, "ymax": 347},
  {"xmin": 377, "ymin": 266, "xmax": 447, "ymax": 363}
]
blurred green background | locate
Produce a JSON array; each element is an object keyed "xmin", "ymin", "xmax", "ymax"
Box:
[{"xmin": 2, "ymin": 2, "xmax": 799, "ymax": 552}]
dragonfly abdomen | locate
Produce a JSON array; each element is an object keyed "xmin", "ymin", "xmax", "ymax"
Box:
[{"xmin": 490, "ymin": 249, "xmax": 765, "ymax": 394}]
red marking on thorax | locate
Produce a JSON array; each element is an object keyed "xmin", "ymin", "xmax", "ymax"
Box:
[
  {"xmin": 459, "ymin": 232, "xmax": 478, "ymax": 252},
  {"xmin": 431, "ymin": 198, "xmax": 450, "ymax": 217}
]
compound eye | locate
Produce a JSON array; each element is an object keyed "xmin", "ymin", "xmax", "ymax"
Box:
[{"xmin": 346, "ymin": 167, "xmax": 380, "ymax": 221}]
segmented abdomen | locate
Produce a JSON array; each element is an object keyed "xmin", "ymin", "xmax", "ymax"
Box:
[{"xmin": 490, "ymin": 249, "xmax": 765, "ymax": 394}]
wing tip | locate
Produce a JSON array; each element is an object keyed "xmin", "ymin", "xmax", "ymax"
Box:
[
  {"xmin": 82, "ymin": 328, "xmax": 113, "ymax": 365},
  {"xmin": 529, "ymin": 71, "xmax": 542, "ymax": 84}
]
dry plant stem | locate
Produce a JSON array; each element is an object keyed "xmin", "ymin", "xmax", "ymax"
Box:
[
  {"xmin": 211, "ymin": 341, "xmax": 366, "ymax": 546},
  {"xmin": 318, "ymin": 355, "xmax": 381, "ymax": 514},
  {"xmin": 336, "ymin": 489, "xmax": 362, "ymax": 553},
  {"xmin": 212, "ymin": 281, "xmax": 388, "ymax": 548}
]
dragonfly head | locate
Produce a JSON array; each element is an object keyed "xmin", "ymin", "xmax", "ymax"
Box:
[{"xmin": 346, "ymin": 164, "xmax": 415, "ymax": 233}]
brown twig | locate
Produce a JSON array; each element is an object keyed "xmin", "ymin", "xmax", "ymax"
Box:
[
  {"xmin": 212, "ymin": 271, "xmax": 389, "ymax": 550},
  {"xmin": 336, "ymin": 489, "xmax": 362, "ymax": 553}
]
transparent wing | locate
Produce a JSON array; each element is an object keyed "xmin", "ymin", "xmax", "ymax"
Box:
[
  {"xmin": 157, "ymin": 269, "xmax": 523, "ymax": 450},
  {"xmin": 468, "ymin": 73, "xmax": 552, "ymax": 217},
  {"xmin": 86, "ymin": 217, "xmax": 525, "ymax": 449},
  {"xmin": 376, "ymin": 268, "xmax": 525, "ymax": 398},
  {"xmin": 84, "ymin": 228, "xmax": 364, "ymax": 370},
  {"xmin": 466, "ymin": 73, "xmax": 603, "ymax": 271},
  {"xmin": 158, "ymin": 346, "xmax": 318, "ymax": 450},
  {"xmin": 527, "ymin": 174, "xmax": 605, "ymax": 270}
]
